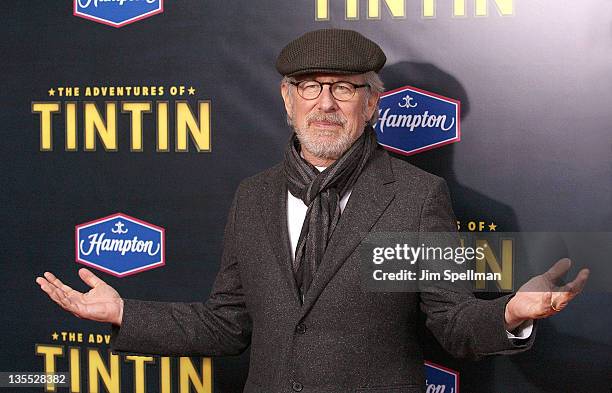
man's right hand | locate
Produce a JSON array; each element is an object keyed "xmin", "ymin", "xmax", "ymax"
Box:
[{"xmin": 36, "ymin": 268, "xmax": 124, "ymax": 326}]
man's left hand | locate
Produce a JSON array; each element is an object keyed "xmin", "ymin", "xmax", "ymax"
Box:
[{"xmin": 504, "ymin": 258, "xmax": 590, "ymax": 332}]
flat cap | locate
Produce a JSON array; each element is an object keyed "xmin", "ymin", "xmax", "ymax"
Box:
[{"xmin": 276, "ymin": 28, "xmax": 386, "ymax": 77}]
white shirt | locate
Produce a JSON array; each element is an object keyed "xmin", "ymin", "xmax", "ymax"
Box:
[{"xmin": 285, "ymin": 165, "xmax": 533, "ymax": 339}]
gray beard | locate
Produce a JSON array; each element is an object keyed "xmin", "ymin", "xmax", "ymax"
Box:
[
  {"xmin": 293, "ymin": 126, "xmax": 356, "ymax": 160},
  {"xmin": 292, "ymin": 111, "xmax": 358, "ymax": 160}
]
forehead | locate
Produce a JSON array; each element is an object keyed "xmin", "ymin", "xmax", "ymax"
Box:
[{"xmin": 296, "ymin": 72, "xmax": 366, "ymax": 84}]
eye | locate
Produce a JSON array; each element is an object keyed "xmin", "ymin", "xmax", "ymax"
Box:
[
  {"xmin": 333, "ymin": 83, "xmax": 352, "ymax": 93},
  {"xmin": 332, "ymin": 82, "xmax": 356, "ymax": 100},
  {"xmin": 299, "ymin": 81, "xmax": 320, "ymax": 92}
]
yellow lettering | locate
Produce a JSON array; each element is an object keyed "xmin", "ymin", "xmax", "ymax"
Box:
[
  {"xmin": 179, "ymin": 357, "xmax": 212, "ymax": 393},
  {"xmin": 475, "ymin": 239, "xmax": 513, "ymax": 290},
  {"xmin": 346, "ymin": 0, "xmax": 358, "ymax": 19},
  {"xmin": 475, "ymin": 0, "xmax": 513, "ymax": 16},
  {"xmin": 122, "ymin": 101, "xmax": 152, "ymax": 152},
  {"xmin": 176, "ymin": 101, "xmax": 211, "ymax": 152},
  {"xmin": 316, "ymin": 0, "xmax": 513, "ymax": 19},
  {"xmin": 423, "ymin": 0, "xmax": 435, "ymax": 17},
  {"xmin": 88, "ymin": 349, "xmax": 120, "ymax": 393},
  {"xmin": 315, "ymin": 0, "xmax": 329, "ymax": 19},
  {"xmin": 36, "ymin": 345, "xmax": 63, "ymax": 392},
  {"xmin": 84, "ymin": 102, "xmax": 118, "ymax": 151},
  {"xmin": 157, "ymin": 101, "xmax": 169, "ymax": 152},
  {"xmin": 69, "ymin": 347, "xmax": 81, "ymax": 393},
  {"xmin": 368, "ymin": 0, "xmax": 405, "ymax": 18},
  {"xmin": 453, "ymin": 0, "xmax": 465, "ymax": 16},
  {"xmin": 32, "ymin": 102, "xmax": 61, "ymax": 151},
  {"xmin": 160, "ymin": 357, "xmax": 171, "ymax": 393},
  {"xmin": 126, "ymin": 356, "xmax": 154, "ymax": 393},
  {"xmin": 65, "ymin": 102, "xmax": 78, "ymax": 151}
]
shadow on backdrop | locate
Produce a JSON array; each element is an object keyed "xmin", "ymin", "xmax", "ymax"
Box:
[{"xmin": 379, "ymin": 61, "xmax": 611, "ymax": 392}]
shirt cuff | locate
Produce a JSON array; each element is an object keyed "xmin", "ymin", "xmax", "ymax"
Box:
[{"xmin": 506, "ymin": 319, "xmax": 534, "ymax": 340}]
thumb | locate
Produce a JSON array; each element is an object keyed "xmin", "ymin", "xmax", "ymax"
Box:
[{"xmin": 78, "ymin": 268, "xmax": 106, "ymax": 289}]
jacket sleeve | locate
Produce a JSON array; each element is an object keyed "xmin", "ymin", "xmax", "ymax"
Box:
[
  {"xmin": 418, "ymin": 178, "xmax": 536, "ymax": 360},
  {"xmin": 110, "ymin": 186, "xmax": 252, "ymax": 357}
]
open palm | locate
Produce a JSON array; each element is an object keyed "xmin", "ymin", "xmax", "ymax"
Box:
[
  {"xmin": 505, "ymin": 258, "xmax": 589, "ymax": 330},
  {"xmin": 36, "ymin": 268, "xmax": 124, "ymax": 325}
]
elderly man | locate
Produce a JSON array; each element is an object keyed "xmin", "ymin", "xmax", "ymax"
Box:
[{"xmin": 37, "ymin": 29, "xmax": 588, "ymax": 393}]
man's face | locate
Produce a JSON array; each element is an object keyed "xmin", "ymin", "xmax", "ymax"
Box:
[{"xmin": 281, "ymin": 73, "xmax": 379, "ymax": 161}]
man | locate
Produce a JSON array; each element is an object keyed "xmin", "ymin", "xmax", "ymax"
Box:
[{"xmin": 37, "ymin": 29, "xmax": 589, "ymax": 393}]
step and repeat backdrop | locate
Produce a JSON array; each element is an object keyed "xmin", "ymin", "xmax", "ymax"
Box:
[{"xmin": 2, "ymin": 1, "xmax": 611, "ymax": 392}]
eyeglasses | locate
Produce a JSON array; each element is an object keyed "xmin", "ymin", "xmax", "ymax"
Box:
[{"xmin": 289, "ymin": 80, "xmax": 368, "ymax": 101}]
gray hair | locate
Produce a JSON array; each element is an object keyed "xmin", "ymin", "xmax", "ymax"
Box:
[
  {"xmin": 362, "ymin": 71, "xmax": 384, "ymax": 125},
  {"xmin": 281, "ymin": 71, "xmax": 384, "ymax": 127}
]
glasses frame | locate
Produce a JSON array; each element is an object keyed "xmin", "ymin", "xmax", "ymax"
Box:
[{"xmin": 289, "ymin": 80, "xmax": 369, "ymax": 101}]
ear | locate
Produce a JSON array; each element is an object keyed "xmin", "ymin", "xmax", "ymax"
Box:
[
  {"xmin": 280, "ymin": 82, "xmax": 293, "ymax": 118},
  {"xmin": 365, "ymin": 91, "xmax": 381, "ymax": 122}
]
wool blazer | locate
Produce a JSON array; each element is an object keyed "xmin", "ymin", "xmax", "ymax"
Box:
[{"xmin": 111, "ymin": 146, "xmax": 535, "ymax": 393}]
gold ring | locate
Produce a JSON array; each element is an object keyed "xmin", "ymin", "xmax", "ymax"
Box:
[{"xmin": 550, "ymin": 300, "xmax": 561, "ymax": 312}]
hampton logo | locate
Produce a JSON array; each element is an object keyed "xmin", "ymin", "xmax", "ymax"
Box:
[
  {"xmin": 75, "ymin": 213, "xmax": 165, "ymax": 277},
  {"xmin": 424, "ymin": 361, "xmax": 459, "ymax": 393},
  {"xmin": 74, "ymin": 0, "xmax": 163, "ymax": 28},
  {"xmin": 373, "ymin": 86, "xmax": 460, "ymax": 156}
]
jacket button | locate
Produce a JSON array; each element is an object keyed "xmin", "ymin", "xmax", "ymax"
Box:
[
  {"xmin": 296, "ymin": 323, "xmax": 307, "ymax": 334},
  {"xmin": 292, "ymin": 381, "xmax": 303, "ymax": 391}
]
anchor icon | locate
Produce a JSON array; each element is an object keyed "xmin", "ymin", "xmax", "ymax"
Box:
[{"xmin": 111, "ymin": 221, "xmax": 128, "ymax": 234}]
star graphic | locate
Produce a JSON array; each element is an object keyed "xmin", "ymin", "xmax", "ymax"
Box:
[
  {"xmin": 48, "ymin": 88, "xmax": 55, "ymax": 96},
  {"xmin": 51, "ymin": 332, "xmax": 59, "ymax": 340},
  {"xmin": 188, "ymin": 86, "xmax": 195, "ymax": 95},
  {"xmin": 488, "ymin": 223, "xmax": 497, "ymax": 231}
]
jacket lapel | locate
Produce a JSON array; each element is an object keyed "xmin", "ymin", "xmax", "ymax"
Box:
[
  {"xmin": 299, "ymin": 149, "xmax": 396, "ymax": 318},
  {"xmin": 260, "ymin": 165, "xmax": 302, "ymax": 307}
]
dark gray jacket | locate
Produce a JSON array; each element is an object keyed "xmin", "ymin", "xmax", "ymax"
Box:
[{"xmin": 111, "ymin": 148, "xmax": 534, "ymax": 393}]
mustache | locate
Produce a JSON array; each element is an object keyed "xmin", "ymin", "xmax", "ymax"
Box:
[{"xmin": 305, "ymin": 112, "xmax": 347, "ymax": 126}]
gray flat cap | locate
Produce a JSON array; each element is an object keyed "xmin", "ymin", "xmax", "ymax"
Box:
[{"xmin": 276, "ymin": 28, "xmax": 386, "ymax": 77}]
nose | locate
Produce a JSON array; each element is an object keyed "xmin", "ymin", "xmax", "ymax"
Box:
[{"xmin": 316, "ymin": 85, "xmax": 339, "ymax": 112}]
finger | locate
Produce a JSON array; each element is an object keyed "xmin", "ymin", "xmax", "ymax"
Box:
[
  {"xmin": 556, "ymin": 268, "xmax": 590, "ymax": 295},
  {"xmin": 78, "ymin": 268, "xmax": 105, "ymax": 289},
  {"xmin": 37, "ymin": 277, "xmax": 61, "ymax": 303},
  {"xmin": 37, "ymin": 278, "xmax": 89, "ymax": 318},
  {"xmin": 43, "ymin": 272, "xmax": 64, "ymax": 292},
  {"xmin": 38, "ymin": 277, "xmax": 74, "ymax": 310},
  {"xmin": 40, "ymin": 273, "xmax": 84, "ymax": 300},
  {"xmin": 550, "ymin": 291, "xmax": 569, "ymax": 311},
  {"xmin": 43, "ymin": 272, "xmax": 74, "ymax": 293},
  {"xmin": 543, "ymin": 258, "xmax": 572, "ymax": 282},
  {"xmin": 568, "ymin": 268, "xmax": 590, "ymax": 294},
  {"xmin": 57, "ymin": 290, "xmax": 76, "ymax": 311},
  {"xmin": 553, "ymin": 268, "xmax": 590, "ymax": 306},
  {"xmin": 37, "ymin": 277, "xmax": 62, "ymax": 301},
  {"xmin": 542, "ymin": 291, "xmax": 558, "ymax": 316}
]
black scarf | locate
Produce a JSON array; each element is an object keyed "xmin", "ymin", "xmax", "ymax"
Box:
[{"xmin": 283, "ymin": 126, "xmax": 378, "ymax": 300}]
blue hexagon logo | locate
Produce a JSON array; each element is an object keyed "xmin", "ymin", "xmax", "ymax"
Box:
[
  {"xmin": 374, "ymin": 85, "xmax": 461, "ymax": 156},
  {"xmin": 76, "ymin": 213, "xmax": 165, "ymax": 277},
  {"xmin": 73, "ymin": 0, "xmax": 163, "ymax": 28},
  {"xmin": 425, "ymin": 361, "xmax": 459, "ymax": 393}
]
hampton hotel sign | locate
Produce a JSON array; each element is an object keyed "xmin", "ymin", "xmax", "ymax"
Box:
[
  {"xmin": 373, "ymin": 85, "xmax": 461, "ymax": 156},
  {"xmin": 73, "ymin": 0, "xmax": 164, "ymax": 27}
]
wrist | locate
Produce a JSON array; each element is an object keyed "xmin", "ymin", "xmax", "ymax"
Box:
[
  {"xmin": 504, "ymin": 297, "xmax": 525, "ymax": 332},
  {"xmin": 114, "ymin": 298, "xmax": 124, "ymax": 326}
]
